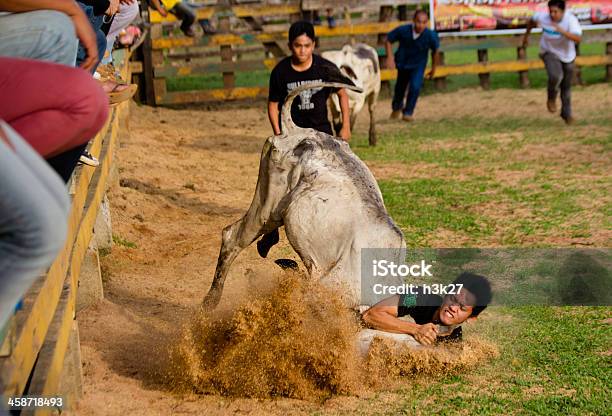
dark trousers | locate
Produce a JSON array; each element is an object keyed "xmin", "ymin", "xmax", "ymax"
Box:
[
  {"xmin": 541, "ymin": 52, "xmax": 574, "ymax": 119},
  {"xmin": 392, "ymin": 65, "xmax": 426, "ymax": 116},
  {"xmin": 75, "ymin": 2, "xmax": 107, "ymax": 72},
  {"xmin": 171, "ymin": 2, "xmax": 196, "ymax": 32}
]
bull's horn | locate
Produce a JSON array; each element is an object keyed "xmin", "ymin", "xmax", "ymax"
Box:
[{"xmin": 281, "ymin": 80, "xmax": 363, "ymax": 135}]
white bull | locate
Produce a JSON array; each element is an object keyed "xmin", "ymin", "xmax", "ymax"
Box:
[
  {"xmin": 202, "ymin": 80, "xmax": 405, "ymax": 310},
  {"xmin": 322, "ymin": 43, "xmax": 381, "ymax": 146}
]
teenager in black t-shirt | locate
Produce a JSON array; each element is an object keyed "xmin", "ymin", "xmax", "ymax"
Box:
[
  {"xmin": 257, "ymin": 21, "xmax": 352, "ymax": 260},
  {"xmin": 267, "ymin": 21, "xmax": 351, "ymax": 140},
  {"xmin": 362, "ymin": 272, "xmax": 493, "ymax": 345}
]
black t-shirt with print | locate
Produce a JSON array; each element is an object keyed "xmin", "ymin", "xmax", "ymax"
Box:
[
  {"xmin": 268, "ymin": 54, "xmax": 340, "ymax": 135},
  {"xmin": 397, "ymin": 287, "xmax": 463, "ymax": 342}
]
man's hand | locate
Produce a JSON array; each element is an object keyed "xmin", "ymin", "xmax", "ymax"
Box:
[
  {"xmin": 386, "ymin": 55, "xmax": 395, "ymax": 70},
  {"xmin": 159, "ymin": 7, "xmax": 168, "ymax": 17},
  {"xmin": 339, "ymin": 125, "xmax": 351, "ymax": 142},
  {"xmin": 106, "ymin": 0, "xmax": 120, "ymax": 15},
  {"xmin": 426, "ymin": 68, "xmax": 436, "ymax": 80},
  {"xmin": 68, "ymin": 6, "xmax": 99, "ymax": 71},
  {"xmin": 522, "ymin": 36, "xmax": 529, "ymax": 48},
  {"xmin": 414, "ymin": 323, "xmax": 438, "ymax": 345}
]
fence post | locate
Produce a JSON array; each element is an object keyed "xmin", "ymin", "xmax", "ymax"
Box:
[
  {"xmin": 435, "ymin": 51, "xmax": 446, "ymax": 90},
  {"xmin": 219, "ymin": 1, "xmax": 234, "ymax": 90},
  {"xmin": 378, "ymin": 5, "xmax": 394, "ymax": 96},
  {"xmin": 477, "ymin": 37, "xmax": 490, "ymax": 89},
  {"xmin": 398, "ymin": 5, "xmax": 408, "ymax": 21},
  {"xmin": 517, "ymin": 45, "xmax": 529, "ymax": 88},
  {"xmin": 142, "ymin": 10, "xmax": 158, "ymax": 105},
  {"xmin": 606, "ymin": 41, "xmax": 612, "ymax": 82}
]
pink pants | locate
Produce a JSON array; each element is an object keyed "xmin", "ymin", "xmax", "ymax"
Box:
[{"xmin": 0, "ymin": 57, "xmax": 109, "ymax": 158}]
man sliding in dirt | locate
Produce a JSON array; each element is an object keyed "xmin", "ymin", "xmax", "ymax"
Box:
[{"xmin": 359, "ymin": 272, "xmax": 492, "ymax": 353}]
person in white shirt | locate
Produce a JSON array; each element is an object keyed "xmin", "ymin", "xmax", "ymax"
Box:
[{"xmin": 523, "ymin": 0, "xmax": 583, "ymax": 124}]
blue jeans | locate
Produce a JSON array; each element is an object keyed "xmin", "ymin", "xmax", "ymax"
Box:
[
  {"xmin": 0, "ymin": 121, "xmax": 70, "ymax": 330},
  {"xmin": 0, "ymin": 10, "xmax": 77, "ymax": 66},
  {"xmin": 392, "ymin": 66, "xmax": 426, "ymax": 116},
  {"xmin": 75, "ymin": 2, "xmax": 107, "ymax": 71}
]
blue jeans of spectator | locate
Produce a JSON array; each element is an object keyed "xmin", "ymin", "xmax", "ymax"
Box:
[
  {"xmin": 75, "ymin": 2, "xmax": 107, "ymax": 71},
  {"xmin": 171, "ymin": 2, "xmax": 197, "ymax": 33},
  {"xmin": 392, "ymin": 65, "xmax": 426, "ymax": 116},
  {"xmin": 0, "ymin": 10, "xmax": 77, "ymax": 66},
  {"xmin": 0, "ymin": 121, "xmax": 70, "ymax": 330}
]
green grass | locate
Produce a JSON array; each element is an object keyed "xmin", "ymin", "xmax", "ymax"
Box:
[
  {"xmin": 368, "ymin": 306, "xmax": 612, "ymax": 415},
  {"xmin": 112, "ymin": 234, "xmax": 138, "ymax": 249},
  {"xmin": 350, "ymin": 112, "xmax": 611, "ymax": 246},
  {"xmin": 165, "ymin": 42, "xmax": 610, "ymax": 93},
  {"xmin": 337, "ymin": 89, "xmax": 611, "ymax": 413}
]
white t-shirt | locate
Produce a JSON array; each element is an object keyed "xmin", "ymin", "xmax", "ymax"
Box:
[{"xmin": 533, "ymin": 11, "xmax": 582, "ymax": 63}]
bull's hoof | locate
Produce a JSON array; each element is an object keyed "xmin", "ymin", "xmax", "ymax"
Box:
[
  {"xmin": 274, "ymin": 258, "xmax": 299, "ymax": 270},
  {"xmin": 257, "ymin": 229, "xmax": 280, "ymax": 258},
  {"xmin": 201, "ymin": 291, "xmax": 221, "ymax": 311}
]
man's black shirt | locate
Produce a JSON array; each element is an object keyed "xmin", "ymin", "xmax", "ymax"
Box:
[
  {"xmin": 268, "ymin": 55, "xmax": 340, "ymax": 135},
  {"xmin": 397, "ymin": 288, "xmax": 463, "ymax": 342}
]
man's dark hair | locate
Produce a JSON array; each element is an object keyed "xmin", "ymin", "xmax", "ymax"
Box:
[
  {"xmin": 452, "ymin": 272, "xmax": 492, "ymax": 316},
  {"xmin": 288, "ymin": 21, "xmax": 315, "ymax": 44},
  {"xmin": 413, "ymin": 9, "xmax": 429, "ymax": 21},
  {"xmin": 548, "ymin": 0, "xmax": 566, "ymax": 10}
]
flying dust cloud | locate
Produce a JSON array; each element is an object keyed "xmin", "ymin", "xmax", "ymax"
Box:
[{"xmin": 167, "ymin": 272, "xmax": 498, "ymax": 400}]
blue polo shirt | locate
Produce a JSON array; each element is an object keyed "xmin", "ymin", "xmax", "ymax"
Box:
[{"xmin": 387, "ymin": 24, "xmax": 440, "ymax": 70}]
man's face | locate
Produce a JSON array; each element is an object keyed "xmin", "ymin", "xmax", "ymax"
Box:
[
  {"xmin": 549, "ymin": 5, "xmax": 564, "ymax": 22},
  {"xmin": 438, "ymin": 288, "xmax": 476, "ymax": 325},
  {"xmin": 290, "ymin": 34, "xmax": 315, "ymax": 64},
  {"xmin": 413, "ymin": 13, "xmax": 429, "ymax": 34}
]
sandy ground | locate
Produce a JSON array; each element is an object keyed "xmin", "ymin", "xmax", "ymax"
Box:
[{"xmin": 74, "ymin": 85, "xmax": 611, "ymax": 415}]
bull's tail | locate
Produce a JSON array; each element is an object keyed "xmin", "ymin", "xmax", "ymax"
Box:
[{"xmin": 281, "ymin": 81, "xmax": 363, "ymax": 135}]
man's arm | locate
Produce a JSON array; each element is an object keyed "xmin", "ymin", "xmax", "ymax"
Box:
[
  {"xmin": 385, "ymin": 40, "xmax": 395, "ymax": 70},
  {"xmin": 522, "ymin": 18, "xmax": 537, "ymax": 47},
  {"xmin": 362, "ymin": 295, "xmax": 439, "ymax": 345},
  {"xmin": 553, "ymin": 22, "xmax": 582, "ymax": 43},
  {"xmin": 337, "ymin": 88, "xmax": 351, "ymax": 141},
  {"xmin": 267, "ymin": 101, "xmax": 281, "ymax": 135},
  {"xmin": 427, "ymin": 49, "xmax": 440, "ymax": 79},
  {"xmin": 0, "ymin": 0, "xmax": 99, "ymax": 71},
  {"xmin": 149, "ymin": 0, "xmax": 167, "ymax": 16}
]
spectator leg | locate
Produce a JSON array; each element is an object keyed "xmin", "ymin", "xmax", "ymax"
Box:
[
  {"xmin": 171, "ymin": 2, "xmax": 197, "ymax": 33},
  {"xmin": 0, "ymin": 57, "xmax": 109, "ymax": 172},
  {"xmin": 403, "ymin": 66, "xmax": 425, "ymax": 116},
  {"xmin": 102, "ymin": 1, "xmax": 140, "ymax": 65},
  {"xmin": 560, "ymin": 61, "xmax": 574, "ymax": 120},
  {"xmin": 541, "ymin": 52, "xmax": 563, "ymax": 103},
  {"xmin": 0, "ymin": 121, "xmax": 70, "ymax": 329},
  {"xmin": 392, "ymin": 69, "xmax": 410, "ymax": 112},
  {"xmin": 0, "ymin": 10, "xmax": 77, "ymax": 66},
  {"xmin": 75, "ymin": 3, "xmax": 107, "ymax": 71}
]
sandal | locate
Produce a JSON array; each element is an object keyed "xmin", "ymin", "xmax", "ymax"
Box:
[{"xmin": 95, "ymin": 64, "xmax": 137, "ymax": 106}]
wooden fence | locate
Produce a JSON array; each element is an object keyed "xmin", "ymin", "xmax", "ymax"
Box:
[
  {"xmin": 136, "ymin": 1, "xmax": 612, "ymax": 105},
  {"xmin": 0, "ymin": 49, "xmax": 133, "ymax": 415}
]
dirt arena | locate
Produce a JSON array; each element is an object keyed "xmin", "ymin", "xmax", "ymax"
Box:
[{"xmin": 74, "ymin": 85, "xmax": 611, "ymax": 415}]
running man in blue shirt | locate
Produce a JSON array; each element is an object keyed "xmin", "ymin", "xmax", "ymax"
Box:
[{"xmin": 385, "ymin": 10, "xmax": 440, "ymax": 122}]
